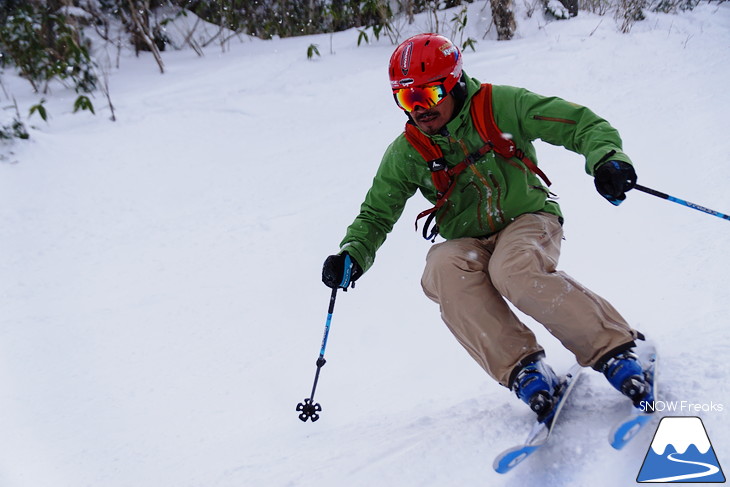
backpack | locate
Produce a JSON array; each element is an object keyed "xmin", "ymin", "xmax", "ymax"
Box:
[{"xmin": 403, "ymin": 83, "xmax": 551, "ymax": 241}]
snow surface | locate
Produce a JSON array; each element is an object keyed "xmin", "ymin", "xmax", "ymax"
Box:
[{"xmin": 1, "ymin": 3, "xmax": 729, "ymax": 486}]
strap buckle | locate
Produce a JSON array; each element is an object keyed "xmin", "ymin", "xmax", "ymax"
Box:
[{"xmin": 427, "ymin": 158, "xmax": 447, "ymax": 172}]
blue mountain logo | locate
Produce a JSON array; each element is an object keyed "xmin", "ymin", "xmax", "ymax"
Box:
[{"xmin": 637, "ymin": 416, "xmax": 725, "ymax": 483}]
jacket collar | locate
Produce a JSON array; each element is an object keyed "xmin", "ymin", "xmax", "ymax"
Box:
[{"xmin": 443, "ymin": 72, "xmax": 482, "ymax": 136}]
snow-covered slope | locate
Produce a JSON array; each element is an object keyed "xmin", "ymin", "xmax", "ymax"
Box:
[{"xmin": 1, "ymin": 4, "xmax": 729, "ymax": 486}]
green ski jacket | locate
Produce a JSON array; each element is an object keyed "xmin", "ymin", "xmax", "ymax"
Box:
[{"xmin": 340, "ymin": 74, "xmax": 632, "ymax": 273}]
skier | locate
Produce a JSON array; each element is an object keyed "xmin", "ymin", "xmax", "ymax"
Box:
[{"xmin": 321, "ymin": 33, "xmax": 651, "ymax": 422}]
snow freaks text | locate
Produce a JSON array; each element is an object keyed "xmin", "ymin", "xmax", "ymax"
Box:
[{"xmin": 640, "ymin": 400, "xmax": 725, "ymax": 413}]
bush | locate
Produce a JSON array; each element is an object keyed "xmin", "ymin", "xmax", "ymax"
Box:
[{"xmin": 0, "ymin": 4, "xmax": 97, "ymax": 94}]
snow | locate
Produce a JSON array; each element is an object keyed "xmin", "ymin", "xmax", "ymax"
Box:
[
  {"xmin": 1, "ymin": 3, "xmax": 729, "ymax": 486},
  {"xmin": 546, "ymin": 0, "xmax": 571, "ymax": 19}
]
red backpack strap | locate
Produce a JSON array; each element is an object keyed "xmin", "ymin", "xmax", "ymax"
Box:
[
  {"xmin": 404, "ymin": 123, "xmax": 456, "ymax": 240},
  {"xmin": 471, "ymin": 84, "xmax": 552, "ymax": 187},
  {"xmin": 404, "ymin": 123, "xmax": 451, "ymax": 193},
  {"xmin": 404, "ymin": 123, "xmax": 441, "ymax": 161}
]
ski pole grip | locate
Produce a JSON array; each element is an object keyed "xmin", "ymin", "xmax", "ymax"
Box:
[{"xmin": 339, "ymin": 253, "xmax": 353, "ymax": 288}]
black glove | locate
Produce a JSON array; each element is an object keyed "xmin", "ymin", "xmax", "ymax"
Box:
[
  {"xmin": 594, "ymin": 160, "xmax": 637, "ymax": 206},
  {"xmin": 322, "ymin": 252, "xmax": 362, "ymax": 289}
]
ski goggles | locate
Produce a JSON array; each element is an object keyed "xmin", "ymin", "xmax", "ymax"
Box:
[{"xmin": 393, "ymin": 83, "xmax": 448, "ymax": 112}]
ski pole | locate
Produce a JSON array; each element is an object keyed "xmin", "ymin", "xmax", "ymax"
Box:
[
  {"xmin": 296, "ymin": 287, "xmax": 338, "ymax": 422},
  {"xmin": 634, "ymin": 184, "xmax": 730, "ymax": 221}
]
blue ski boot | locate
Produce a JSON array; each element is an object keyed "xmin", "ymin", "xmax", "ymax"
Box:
[
  {"xmin": 601, "ymin": 349, "xmax": 651, "ymax": 406},
  {"xmin": 512, "ymin": 359, "xmax": 560, "ymax": 423}
]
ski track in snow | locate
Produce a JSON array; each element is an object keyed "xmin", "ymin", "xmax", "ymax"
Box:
[{"xmin": 1, "ymin": 3, "xmax": 729, "ymax": 487}]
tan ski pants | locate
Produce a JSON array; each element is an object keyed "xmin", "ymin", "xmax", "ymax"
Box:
[{"xmin": 421, "ymin": 212, "xmax": 637, "ymax": 387}]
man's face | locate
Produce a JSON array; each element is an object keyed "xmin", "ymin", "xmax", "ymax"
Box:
[{"xmin": 410, "ymin": 94, "xmax": 456, "ymax": 136}]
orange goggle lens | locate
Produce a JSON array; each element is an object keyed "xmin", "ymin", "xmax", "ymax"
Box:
[{"xmin": 393, "ymin": 84, "xmax": 447, "ymax": 112}]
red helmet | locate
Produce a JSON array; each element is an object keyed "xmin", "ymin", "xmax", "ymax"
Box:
[{"xmin": 389, "ymin": 33, "xmax": 462, "ymax": 93}]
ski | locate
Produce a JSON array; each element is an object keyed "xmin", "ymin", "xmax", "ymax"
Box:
[
  {"xmin": 608, "ymin": 341, "xmax": 658, "ymax": 450},
  {"xmin": 493, "ymin": 362, "xmax": 583, "ymax": 474}
]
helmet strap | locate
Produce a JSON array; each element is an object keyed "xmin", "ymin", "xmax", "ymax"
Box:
[{"xmin": 449, "ymin": 75, "xmax": 468, "ymax": 114}]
